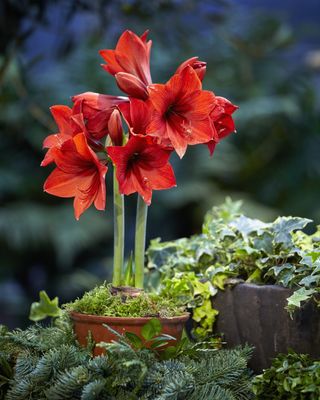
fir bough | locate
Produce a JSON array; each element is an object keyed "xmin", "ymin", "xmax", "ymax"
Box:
[{"xmin": 0, "ymin": 318, "xmax": 254, "ymax": 400}]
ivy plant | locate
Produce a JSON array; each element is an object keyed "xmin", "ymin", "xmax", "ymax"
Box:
[
  {"xmin": 147, "ymin": 198, "xmax": 320, "ymax": 338},
  {"xmin": 252, "ymin": 351, "xmax": 320, "ymax": 399}
]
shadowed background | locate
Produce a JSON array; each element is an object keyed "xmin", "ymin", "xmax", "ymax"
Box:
[{"xmin": 0, "ymin": 0, "xmax": 320, "ymax": 327}]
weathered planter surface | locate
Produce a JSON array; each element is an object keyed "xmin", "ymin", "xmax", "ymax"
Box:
[
  {"xmin": 212, "ymin": 283, "xmax": 320, "ymax": 372},
  {"xmin": 71, "ymin": 312, "xmax": 190, "ymax": 356}
]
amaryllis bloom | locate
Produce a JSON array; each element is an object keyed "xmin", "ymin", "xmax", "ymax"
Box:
[
  {"xmin": 147, "ymin": 66, "xmax": 216, "ymax": 158},
  {"xmin": 72, "ymin": 92, "xmax": 128, "ymax": 140},
  {"xmin": 107, "ymin": 135, "xmax": 176, "ymax": 205},
  {"xmin": 100, "ymin": 30, "xmax": 152, "ymax": 99},
  {"xmin": 41, "ymin": 105, "xmax": 80, "ymax": 167},
  {"xmin": 176, "ymin": 56, "xmax": 207, "ymax": 81},
  {"xmin": 44, "ymin": 133, "xmax": 107, "ymax": 220},
  {"xmin": 206, "ymin": 96, "xmax": 239, "ymax": 155}
]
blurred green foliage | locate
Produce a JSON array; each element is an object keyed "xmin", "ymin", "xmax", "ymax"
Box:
[{"xmin": 0, "ymin": 0, "xmax": 319, "ymax": 327}]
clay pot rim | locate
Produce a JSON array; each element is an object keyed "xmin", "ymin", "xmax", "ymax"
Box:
[{"xmin": 70, "ymin": 311, "xmax": 190, "ymax": 325}]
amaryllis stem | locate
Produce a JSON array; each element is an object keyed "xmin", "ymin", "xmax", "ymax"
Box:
[
  {"xmin": 112, "ymin": 167, "xmax": 124, "ymax": 287},
  {"xmin": 134, "ymin": 195, "xmax": 148, "ymax": 288}
]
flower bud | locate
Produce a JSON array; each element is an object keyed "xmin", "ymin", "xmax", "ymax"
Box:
[
  {"xmin": 108, "ymin": 109, "xmax": 123, "ymax": 146},
  {"xmin": 115, "ymin": 72, "xmax": 149, "ymax": 100}
]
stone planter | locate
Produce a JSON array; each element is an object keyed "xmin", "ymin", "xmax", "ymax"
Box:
[{"xmin": 212, "ymin": 283, "xmax": 320, "ymax": 372}]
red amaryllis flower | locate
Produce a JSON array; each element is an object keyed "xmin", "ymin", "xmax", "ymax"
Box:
[
  {"xmin": 176, "ymin": 56, "xmax": 207, "ymax": 81},
  {"xmin": 147, "ymin": 66, "xmax": 216, "ymax": 158},
  {"xmin": 100, "ymin": 30, "xmax": 152, "ymax": 99},
  {"xmin": 72, "ymin": 92, "xmax": 128, "ymax": 140},
  {"xmin": 44, "ymin": 133, "xmax": 107, "ymax": 220},
  {"xmin": 107, "ymin": 135, "xmax": 176, "ymax": 205},
  {"xmin": 41, "ymin": 105, "xmax": 80, "ymax": 167},
  {"xmin": 207, "ymin": 96, "xmax": 239, "ymax": 155}
]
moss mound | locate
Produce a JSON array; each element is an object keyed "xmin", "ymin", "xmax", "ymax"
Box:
[{"xmin": 65, "ymin": 284, "xmax": 186, "ymax": 318}]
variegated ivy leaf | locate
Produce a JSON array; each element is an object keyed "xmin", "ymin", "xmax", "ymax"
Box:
[
  {"xmin": 272, "ymin": 217, "xmax": 312, "ymax": 248},
  {"xmin": 230, "ymin": 215, "xmax": 269, "ymax": 237},
  {"xmin": 29, "ymin": 291, "xmax": 62, "ymax": 321},
  {"xmin": 266, "ymin": 263, "xmax": 293, "ymax": 277},
  {"xmin": 286, "ymin": 287, "xmax": 317, "ymax": 316},
  {"xmin": 299, "ymin": 274, "xmax": 320, "ymax": 287}
]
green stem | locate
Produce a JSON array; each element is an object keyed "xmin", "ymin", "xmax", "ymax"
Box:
[
  {"xmin": 134, "ymin": 195, "xmax": 148, "ymax": 288},
  {"xmin": 112, "ymin": 167, "xmax": 124, "ymax": 286}
]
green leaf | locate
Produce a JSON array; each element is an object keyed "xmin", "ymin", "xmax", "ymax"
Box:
[
  {"xmin": 246, "ymin": 268, "xmax": 262, "ymax": 283},
  {"xmin": 150, "ymin": 334, "xmax": 176, "ymax": 349},
  {"xmin": 141, "ymin": 318, "xmax": 162, "ymax": 341},
  {"xmin": 230, "ymin": 215, "xmax": 269, "ymax": 236},
  {"xmin": 160, "ymin": 345, "xmax": 178, "ymax": 360},
  {"xmin": 299, "ymin": 274, "xmax": 320, "ymax": 287},
  {"xmin": 267, "ymin": 263, "xmax": 293, "ymax": 277},
  {"xmin": 29, "ymin": 291, "xmax": 62, "ymax": 321},
  {"xmin": 286, "ymin": 287, "xmax": 317, "ymax": 315},
  {"xmin": 273, "ymin": 217, "xmax": 312, "ymax": 247},
  {"xmin": 124, "ymin": 332, "xmax": 143, "ymax": 349},
  {"xmin": 152, "ymin": 333, "xmax": 176, "ymax": 342},
  {"xmin": 253, "ymin": 232, "xmax": 274, "ymax": 253}
]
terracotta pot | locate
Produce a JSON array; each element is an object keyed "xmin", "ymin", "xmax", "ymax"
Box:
[
  {"xmin": 211, "ymin": 283, "xmax": 320, "ymax": 372},
  {"xmin": 70, "ymin": 311, "xmax": 190, "ymax": 356}
]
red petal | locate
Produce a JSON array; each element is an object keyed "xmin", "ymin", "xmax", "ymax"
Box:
[
  {"xmin": 175, "ymin": 57, "xmax": 207, "ymax": 81},
  {"xmin": 166, "ymin": 115, "xmax": 215, "ymax": 158},
  {"xmin": 215, "ymin": 114, "xmax": 236, "ymax": 139},
  {"xmin": 100, "ymin": 30, "xmax": 152, "ymax": 85},
  {"xmin": 128, "ymin": 98, "xmax": 152, "ymax": 135},
  {"xmin": 206, "ymin": 140, "xmax": 217, "ymax": 156},
  {"xmin": 146, "ymin": 111, "xmax": 168, "ymax": 141},
  {"xmin": 85, "ymin": 110, "xmax": 110, "ymax": 139},
  {"xmin": 72, "ymin": 92, "xmax": 128, "ymax": 111},
  {"xmin": 142, "ymin": 163, "xmax": 176, "ymax": 191},
  {"xmin": 148, "ymin": 84, "xmax": 171, "ymax": 114},
  {"xmin": 99, "ymin": 50, "xmax": 122, "ymax": 75},
  {"xmin": 166, "ymin": 115, "xmax": 188, "ymax": 158},
  {"xmin": 167, "ymin": 66, "xmax": 202, "ymax": 96},
  {"xmin": 50, "ymin": 105, "xmax": 73, "ymax": 136},
  {"xmin": 138, "ymin": 144, "xmax": 171, "ymax": 169},
  {"xmin": 116, "ymin": 30, "xmax": 152, "ymax": 85},
  {"xmin": 177, "ymin": 90, "xmax": 215, "ymax": 120},
  {"xmin": 73, "ymin": 195, "xmax": 94, "ymax": 220},
  {"xmin": 41, "ymin": 148, "xmax": 55, "ymax": 166},
  {"xmin": 215, "ymin": 96, "xmax": 239, "ymax": 114},
  {"xmin": 185, "ymin": 118, "xmax": 216, "ymax": 144},
  {"xmin": 73, "ymin": 133, "xmax": 96, "ymax": 161},
  {"xmin": 44, "ymin": 168, "xmax": 88, "ymax": 198},
  {"xmin": 42, "ymin": 133, "xmax": 69, "ymax": 149},
  {"xmin": 94, "ymin": 173, "xmax": 107, "ymax": 211}
]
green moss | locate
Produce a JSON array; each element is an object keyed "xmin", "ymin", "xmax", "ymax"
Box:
[{"xmin": 64, "ymin": 284, "xmax": 185, "ymax": 318}]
